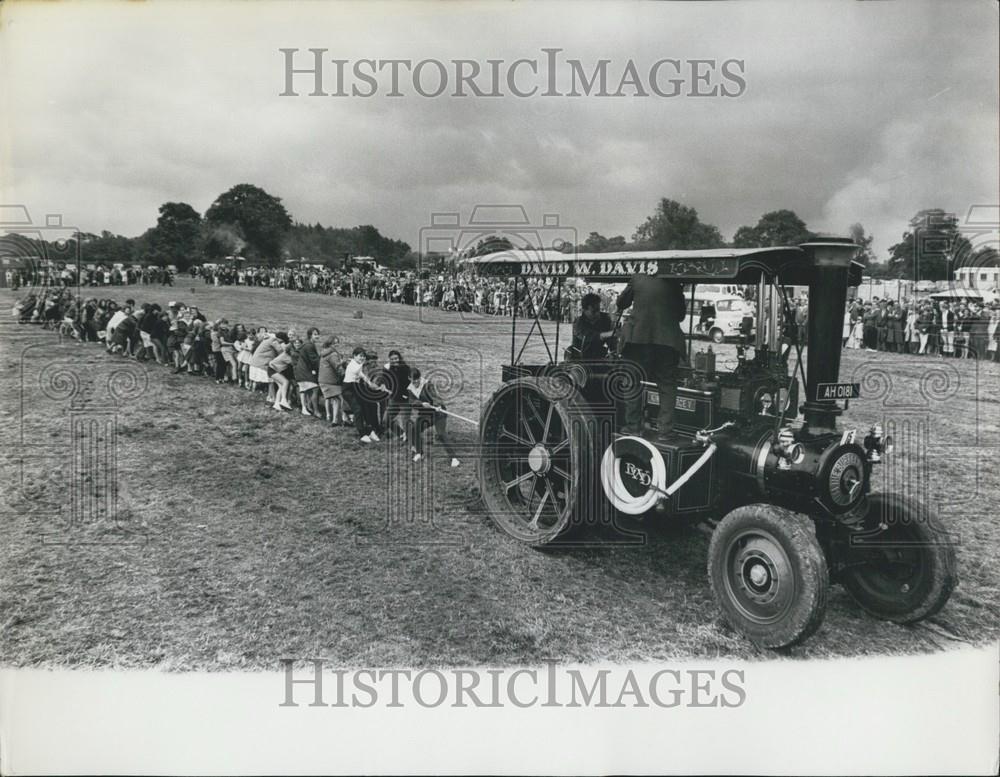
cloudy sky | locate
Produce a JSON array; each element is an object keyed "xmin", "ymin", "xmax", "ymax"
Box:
[{"xmin": 2, "ymin": 0, "xmax": 997, "ymax": 259}]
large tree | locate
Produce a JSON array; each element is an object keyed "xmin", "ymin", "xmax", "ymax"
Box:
[
  {"xmin": 205, "ymin": 184, "xmax": 292, "ymax": 263},
  {"xmin": 281, "ymin": 221, "xmax": 412, "ymax": 268},
  {"xmin": 203, "ymin": 223, "xmax": 246, "ymax": 262},
  {"xmin": 848, "ymin": 222, "xmax": 876, "ymax": 266},
  {"xmin": 731, "ymin": 225, "xmax": 761, "ymax": 248},
  {"xmin": 468, "ymin": 234, "xmax": 513, "ymax": 258},
  {"xmin": 81, "ymin": 229, "xmax": 137, "ymax": 266},
  {"xmin": 580, "ymin": 232, "xmax": 628, "ymax": 252},
  {"xmin": 886, "ymin": 209, "xmax": 972, "ymax": 281},
  {"xmin": 732, "ymin": 209, "xmax": 812, "ymax": 247},
  {"xmin": 150, "ymin": 202, "xmax": 203, "ymax": 271},
  {"xmin": 632, "ymin": 199, "xmax": 725, "ymax": 250}
]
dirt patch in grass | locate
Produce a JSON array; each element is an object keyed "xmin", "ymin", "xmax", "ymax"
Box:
[{"xmin": 1, "ymin": 286, "xmax": 997, "ymax": 668}]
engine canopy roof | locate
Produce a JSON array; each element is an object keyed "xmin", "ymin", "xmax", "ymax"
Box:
[{"xmin": 468, "ymin": 238, "xmax": 863, "ymax": 286}]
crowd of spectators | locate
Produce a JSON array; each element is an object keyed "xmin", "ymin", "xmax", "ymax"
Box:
[
  {"xmin": 193, "ymin": 264, "xmax": 616, "ymax": 324},
  {"xmin": 9, "ymin": 264, "xmax": 174, "ymax": 288},
  {"xmin": 12, "ymin": 262, "xmax": 1000, "ymax": 362},
  {"xmin": 844, "ymin": 296, "xmax": 1000, "ymax": 360},
  {"xmin": 12, "ymin": 262, "xmax": 619, "ymax": 324}
]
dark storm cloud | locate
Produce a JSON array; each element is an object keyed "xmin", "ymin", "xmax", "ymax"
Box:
[{"xmin": 2, "ymin": 0, "xmax": 996, "ymax": 258}]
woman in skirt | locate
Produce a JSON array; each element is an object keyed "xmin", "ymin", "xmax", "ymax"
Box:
[
  {"xmin": 235, "ymin": 326, "xmax": 255, "ymax": 389},
  {"xmin": 905, "ymin": 304, "xmax": 920, "ymax": 355},
  {"xmin": 249, "ymin": 329, "xmax": 285, "ymax": 401},
  {"xmin": 186, "ymin": 319, "xmax": 208, "ymax": 375},
  {"xmin": 248, "ymin": 330, "xmax": 278, "ymax": 402},
  {"xmin": 318, "ymin": 335, "xmax": 344, "ymax": 426},
  {"xmin": 294, "ymin": 327, "xmax": 321, "ymax": 417},
  {"xmin": 268, "ymin": 339, "xmax": 294, "ymax": 411}
]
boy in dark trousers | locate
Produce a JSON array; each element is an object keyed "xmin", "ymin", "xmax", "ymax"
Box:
[{"xmin": 407, "ymin": 368, "xmax": 460, "ymax": 467}]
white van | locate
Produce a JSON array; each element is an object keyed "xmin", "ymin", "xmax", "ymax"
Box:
[
  {"xmin": 684, "ymin": 291, "xmax": 754, "ymax": 343},
  {"xmin": 696, "ymin": 283, "xmax": 743, "ymax": 297}
]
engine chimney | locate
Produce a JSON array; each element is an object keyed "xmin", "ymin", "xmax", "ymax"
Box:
[{"xmin": 799, "ymin": 237, "xmax": 860, "ymax": 436}]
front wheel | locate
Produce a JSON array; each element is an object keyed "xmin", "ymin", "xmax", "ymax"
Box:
[
  {"xmin": 708, "ymin": 504, "xmax": 829, "ymax": 649},
  {"xmin": 836, "ymin": 493, "xmax": 957, "ymax": 623}
]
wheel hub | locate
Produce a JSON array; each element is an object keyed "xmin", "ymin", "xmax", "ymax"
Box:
[
  {"xmin": 527, "ymin": 444, "xmax": 551, "ymax": 474},
  {"xmin": 738, "ymin": 551, "xmax": 777, "ymax": 601},
  {"xmin": 727, "ymin": 535, "xmax": 793, "ymax": 620},
  {"xmin": 747, "ymin": 561, "xmax": 771, "ymax": 589}
]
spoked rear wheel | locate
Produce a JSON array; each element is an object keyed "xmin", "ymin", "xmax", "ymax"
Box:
[{"xmin": 479, "ymin": 377, "xmax": 595, "ymax": 547}]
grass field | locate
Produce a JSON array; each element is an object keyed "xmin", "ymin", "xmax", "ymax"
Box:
[{"xmin": 1, "ymin": 283, "xmax": 997, "ymax": 668}]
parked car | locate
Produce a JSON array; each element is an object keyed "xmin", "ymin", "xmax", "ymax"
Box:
[{"xmin": 684, "ymin": 292, "xmax": 755, "ymax": 343}]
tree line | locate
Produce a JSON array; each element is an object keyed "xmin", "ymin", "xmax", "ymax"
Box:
[
  {"xmin": 63, "ymin": 184, "xmax": 414, "ymax": 273},
  {"xmin": 574, "ymin": 200, "xmax": 994, "ymax": 281},
  {"xmin": 16, "ymin": 184, "xmax": 995, "ymax": 281}
]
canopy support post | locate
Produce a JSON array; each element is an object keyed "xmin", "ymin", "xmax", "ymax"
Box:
[
  {"xmin": 510, "ymin": 276, "xmax": 518, "ymax": 365},
  {"xmin": 514, "ymin": 279, "xmax": 556, "ymax": 366},
  {"xmin": 554, "ymin": 276, "xmax": 563, "ymax": 364},
  {"xmin": 687, "ymin": 283, "xmax": 696, "ymax": 363}
]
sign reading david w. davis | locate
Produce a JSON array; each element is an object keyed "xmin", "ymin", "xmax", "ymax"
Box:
[{"xmin": 814, "ymin": 382, "xmax": 862, "ymax": 401}]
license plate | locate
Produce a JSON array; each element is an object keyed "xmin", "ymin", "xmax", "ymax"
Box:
[
  {"xmin": 646, "ymin": 391, "xmax": 696, "ymax": 412},
  {"xmin": 815, "ymin": 382, "xmax": 861, "ymax": 400}
]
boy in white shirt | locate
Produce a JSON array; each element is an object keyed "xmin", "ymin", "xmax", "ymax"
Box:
[{"xmin": 105, "ymin": 301, "xmax": 133, "ymax": 351}]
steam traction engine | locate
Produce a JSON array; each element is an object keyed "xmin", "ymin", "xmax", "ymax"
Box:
[{"xmin": 472, "ymin": 239, "xmax": 956, "ymax": 649}]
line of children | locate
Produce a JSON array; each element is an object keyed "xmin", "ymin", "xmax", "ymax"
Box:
[{"xmin": 13, "ymin": 289, "xmax": 461, "ymax": 465}]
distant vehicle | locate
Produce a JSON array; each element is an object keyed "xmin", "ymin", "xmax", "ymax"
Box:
[
  {"xmin": 697, "ymin": 283, "xmax": 744, "ymax": 296},
  {"xmin": 684, "ymin": 292, "xmax": 755, "ymax": 343},
  {"xmin": 929, "ymin": 288, "xmax": 985, "ymax": 303},
  {"xmin": 915, "ymin": 280, "xmax": 936, "ymax": 293},
  {"xmin": 349, "ymin": 256, "xmax": 378, "ymax": 272}
]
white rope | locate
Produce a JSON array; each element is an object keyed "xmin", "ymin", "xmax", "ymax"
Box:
[
  {"xmin": 600, "ymin": 436, "xmax": 718, "ymax": 513},
  {"xmin": 654, "ymin": 442, "xmax": 718, "ymax": 498},
  {"xmin": 418, "ymin": 402, "xmax": 480, "ymax": 427}
]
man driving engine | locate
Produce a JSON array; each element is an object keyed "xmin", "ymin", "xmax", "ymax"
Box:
[
  {"xmin": 571, "ymin": 292, "xmax": 615, "ymax": 360},
  {"xmin": 616, "ymin": 275, "xmax": 686, "ymax": 441}
]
